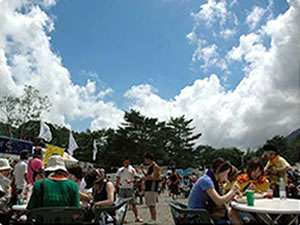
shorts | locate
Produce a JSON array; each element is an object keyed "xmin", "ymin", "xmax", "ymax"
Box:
[
  {"xmin": 119, "ymin": 188, "xmax": 136, "ymax": 204},
  {"xmin": 144, "ymin": 191, "xmax": 158, "ymax": 207}
]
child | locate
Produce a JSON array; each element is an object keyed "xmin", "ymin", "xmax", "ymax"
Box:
[{"xmin": 263, "ymin": 144, "xmax": 292, "ymax": 197}]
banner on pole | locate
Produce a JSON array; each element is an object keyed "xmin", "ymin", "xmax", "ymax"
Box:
[{"xmin": 44, "ymin": 144, "xmax": 64, "ymax": 165}]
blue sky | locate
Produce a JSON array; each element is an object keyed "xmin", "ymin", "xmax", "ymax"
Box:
[
  {"xmin": 2, "ymin": 0, "xmax": 298, "ymax": 147},
  {"xmin": 49, "ymin": 1, "xmax": 199, "ymax": 105},
  {"xmin": 46, "ymin": 0, "xmax": 289, "ymax": 131},
  {"xmin": 48, "ymin": 1, "xmax": 283, "ymax": 99}
]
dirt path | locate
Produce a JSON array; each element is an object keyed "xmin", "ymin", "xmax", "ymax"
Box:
[{"xmin": 125, "ymin": 192, "xmax": 186, "ymax": 225}]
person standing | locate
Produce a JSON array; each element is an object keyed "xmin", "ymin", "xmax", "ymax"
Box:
[
  {"xmin": 142, "ymin": 152, "xmax": 161, "ymax": 225},
  {"xmin": 14, "ymin": 151, "xmax": 28, "ymax": 195},
  {"xmin": 0, "ymin": 158, "xmax": 13, "ymax": 225},
  {"xmin": 116, "ymin": 159, "xmax": 143, "ymax": 223},
  {"xmin": 168, "ymin": 168, "xmax": 180, "ymax": 199},
  {"xmin": 263, "ymin": 144, "xmax": 292, "ymax": 197},
  {"xmin": 27, "ymin": 147, "xmax": 44, "ymax": 185}
]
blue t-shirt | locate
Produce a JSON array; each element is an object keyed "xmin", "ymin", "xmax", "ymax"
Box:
[{"xmin": 187, "ymin": 175, "xmax": 214, "ymax": 209}]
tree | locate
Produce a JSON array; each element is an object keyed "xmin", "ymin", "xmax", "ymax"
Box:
[
  {"xmin": 0, "ymin": 85, "xmax": 51, "ymax": 137},
  {"xmin": 17, "ymin": 85, "xmax": 51, "ymax": 127},
  {"xmin": 102, "ymin": 110, "xmax": 169, "ymax": 167},
  {"xmin": 166, "ymin": 116, "xmax": 202, "ymax": 168},
  {"xmin": 0, "ymin": 96, "xmax": 20, "ymax": 136}
]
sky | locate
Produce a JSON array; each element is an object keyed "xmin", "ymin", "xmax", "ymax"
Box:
[{"xmin": 0, "ymin": 0, "xmax": 299, "ymax": 148}]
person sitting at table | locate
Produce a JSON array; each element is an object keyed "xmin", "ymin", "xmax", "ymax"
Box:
[
  {"xmin": 67, "ymin": 164, "xmax": 90, "ymax": 203},
  {"xmin": 223, "ymin": 165, "xmax": 242, "ymax": 194},
  {"xmin": 27, "ymin": 155, "xmax": 80, "ymax": 209},
  {"xmin": 262, "ymin": 144, "xmax": 292, "ymax": 197},
  {"xmin": 188, "ymin": 158, "xmax": 243, "ymax": 225},
  {"xmin": 85, "ymin": 169, "xmax": 115, "ymax": 207},
  {"xmin": 235, "ymin": 158, "xmax": 270, "ymax": 194}
]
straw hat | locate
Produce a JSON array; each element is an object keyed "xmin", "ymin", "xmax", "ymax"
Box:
[
  {"xmin": 45, "ymin": 155, "xmax": 67, "ymax": 173},
  {"xmin": 0, "ymin": 158, "xmax": 12, "ymax": 171}
]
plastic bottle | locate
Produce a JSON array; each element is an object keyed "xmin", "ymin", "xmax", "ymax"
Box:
[
  {"xmin": 279, "ymin": 177, "xmax": 286, "ymax": 199},
  {"xmin": 17, "ymin": 193, "xmax": 24, "ymax": 205}
]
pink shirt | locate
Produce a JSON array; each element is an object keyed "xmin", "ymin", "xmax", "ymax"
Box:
[{"xmin": 27, "ymin": 158, "xmax": 43, "ymax": 185}]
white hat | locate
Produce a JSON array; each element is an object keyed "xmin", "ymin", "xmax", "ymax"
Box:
[
  {"xmin": 0, "ymin": 158, "xmax": 12, "ymax": 171},
  {"xmin": 45, "ymin": 155, "xmax": 67, "ymax": 173}
]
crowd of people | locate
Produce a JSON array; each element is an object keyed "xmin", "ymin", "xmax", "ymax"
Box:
[
  {"xmin": 0, "ymin": 149, "xmax": 163, "ymax": 225},
  {"xmin": 0, "ymin": 143, "xmax": 299, "ymax": 225}
]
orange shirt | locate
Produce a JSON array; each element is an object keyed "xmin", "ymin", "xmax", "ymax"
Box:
[{"xmin": 235, "ymin": 173, "xmax": 270, "ymax": 193}]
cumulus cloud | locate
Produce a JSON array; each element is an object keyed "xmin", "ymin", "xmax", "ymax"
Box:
[
  {"xmin": 1, "ymin": 0, "xmax": 299, "ymax": 150},
  {"xmin": 0, "ymin": 0, "xmax": 123, "ymax": 130},
  {"xmin": 187, "ymin": 1, "xmax": 234, "ymax": 72},
  {"xmin": 126, "ymin": 0, "xmax": 300, "ymax": 148},
  {"xmin": 191, "ymin": 0, "xmax": 228, "ymax": 26},
  {"xmin": 247, "ymin": 6, "xmax": 266, "ymax": 30},
  {"xmin": 220, "ymin": 28, "xmax": 236, "ymax": 39},
  {"xmin": 226, "ymin": 33, "xmax": 265, "ymax": 63},
  {"xmin": 193, "ymin": 44, "xmax": 217, "ymax": 66}
]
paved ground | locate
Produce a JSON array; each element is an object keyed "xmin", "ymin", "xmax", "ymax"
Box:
[{"xmin": 125, "ymin": 192, "xmax": 187, "ymax": 225}]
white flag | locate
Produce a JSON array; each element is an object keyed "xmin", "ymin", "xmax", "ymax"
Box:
[
  {"xmin": 92, "ymin": 140, "xmax": 98, "ymax": 161},
  {"xmin": 68, "ymin": 131, "xmax": 78, "ymax": 156},
  {"xmin": 38, "ymin": 121, "xmax": 52, "ymax": 142}
]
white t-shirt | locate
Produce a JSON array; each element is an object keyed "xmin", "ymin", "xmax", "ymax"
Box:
[
  {"xmin": 116, "ymin": 165, "xmax": 137, "ymax": 189},
  {"xmin": 14, "ymin": 160, "xmax": 28, "ymax": 190}
]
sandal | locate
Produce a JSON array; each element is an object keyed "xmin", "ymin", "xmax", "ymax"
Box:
[{"xmin": 135, "ymin": 217, "xmax": 144, "ymax": 223}]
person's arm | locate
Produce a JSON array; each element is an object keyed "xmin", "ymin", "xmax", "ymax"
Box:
[
  {"xmin": 80, "ymin": 192, "xmax": 91, "ymax": 202},
  {"xmin": 140, "ymin": 165, "xmax": 147, "ymax": 176},
  {"xmin": 27, "ymin": 182, "xmax": 40, "ymax": 210},
  {"xmin": 275, "ymin": 158, "xmax": 292, "ymax": 173},
  {"xmin": 146, "ymin": 165, "xmax": 161, "ymax": 181},
  {"xmin": 115, "ymin": 176, "xmax": 120, "ymax": 189},
  {"xmin": 71, "ymin": 183, "xmax": 80, "ymax": 208},
  {"xmin": 94, "ymin": 182, "xmax": 115, "ymax": 207},
  {"xmin": 206, "ymin": 184, "xmax": 239, "ymax": 207},
  {"xmin": 264, "ymin": 161, "xmax": 271, "ymax": 172}
]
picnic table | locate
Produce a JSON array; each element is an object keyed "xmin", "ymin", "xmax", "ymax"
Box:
[{"xmin": 231, "ymin": 198, "xmax": 300, "ymax": 225}]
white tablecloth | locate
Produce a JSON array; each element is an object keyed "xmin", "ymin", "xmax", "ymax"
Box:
[
  {"xmin": 231, "ymin": 198, "xmax": 300, "ymax": 225},
  {"xmin": 12, "ymin": 204, "xmax": 27, "ymax": 211},
  {"xmin": 231, "ymin": 198, "xmax": 300, "ymax": 214}
]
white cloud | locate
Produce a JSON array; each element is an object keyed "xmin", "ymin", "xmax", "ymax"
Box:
[
  {"xmin": 190, "ymin": 42, "xmax": 228, "ymax": 72},
  {"xmin": 0, "ymin": 0, "xmax": 124, "ymax": 130},
  {"xmin": 220, "ymin": 28, "xmax": 236, "ymax": 39},
  {"xmin": 247, "ymin": 6, "xmax": 266, "ymax": 30},
  {"xmin": 226, "ymin": 33, "xmax": 265, "ymax": 63},
  {"xmin": 186, "ymin": 31, "xmax": 198, "ymax": 45},
  {"xmin": 126, "ymin": 0, "xmax": 300, "ymax": 148},
  {"xmin": 1, "ymin": 0, "xmax": 299, "ymax": 150},
  {"xmin": 191, "ymin": 0, "xmax": 228, "ymax": 26},
  {"xmin": 191, "ymin": 43, "xmax": 216, "ymax": 62}
]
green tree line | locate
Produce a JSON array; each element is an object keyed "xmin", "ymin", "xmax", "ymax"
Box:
[
  {"xmin": 0, "ymin": 110, "xmax": 299, "ymax": 170},
  {"xmin": 1, "ymin": 86, "xmax": 299, "ymax": 170}
]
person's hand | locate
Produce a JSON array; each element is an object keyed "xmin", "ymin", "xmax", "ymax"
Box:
[
  {"xmin": 232, "ymin": 183, "xmax": 242, "ymax": 196},
  {"xmin": 267, "ymin": 167, "xmax": 278, "ymax": 175}
]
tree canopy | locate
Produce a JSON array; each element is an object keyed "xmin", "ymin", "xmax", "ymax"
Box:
[{"xmin": 0, "ymin": 108, "xmax": 299, "ymax": 170}]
